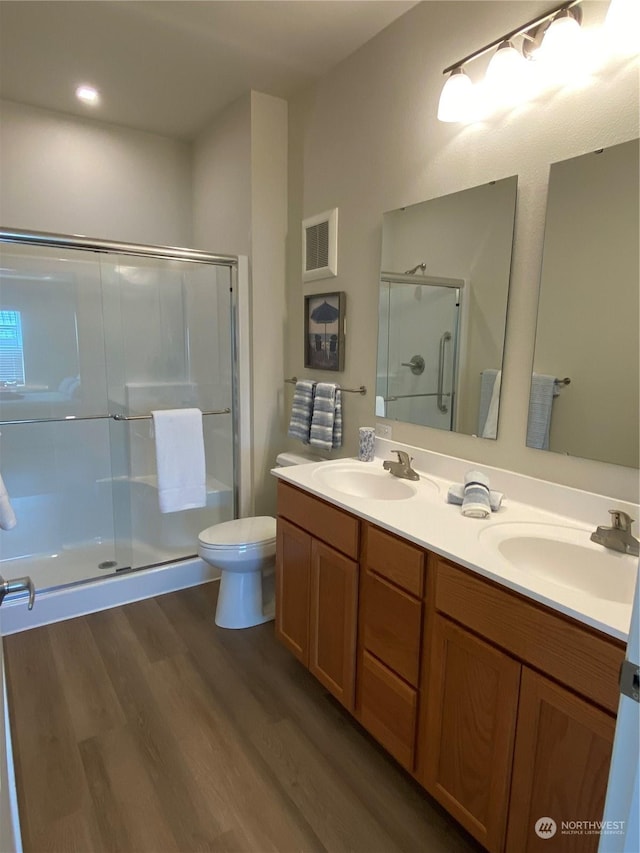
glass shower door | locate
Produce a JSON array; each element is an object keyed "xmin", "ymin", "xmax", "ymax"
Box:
[
  {"xmin": 0, "ymin": 242, "xmax": 117, "ymax": 590},
  {"xmin": 100, "ymin": 256, "xmax": 235, "ymax": 571}
]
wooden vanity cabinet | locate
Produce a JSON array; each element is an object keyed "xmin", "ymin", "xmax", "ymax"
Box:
[
  {"xmin": 419, "ymin": 557, "xmax": 624, "ymax": 853},
  {"xmin": 356, "ymin": 524, "xmax": 425, "ymax": 771},
  {"xmin": 275, "ymin": 482, "xmax": 359, "ymax": 711},
  {"xmin": 275, "ymin": 482, "xmax": 625, "ymax": 853}
]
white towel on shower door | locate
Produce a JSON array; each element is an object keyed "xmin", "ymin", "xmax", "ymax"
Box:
[
  {"xmin": 0, "ymin": 472, "xmax": 17, "ymax": 530},
  {"xmin": 152, "ymin": 408, "xmax": 207, "ymax": 513}
]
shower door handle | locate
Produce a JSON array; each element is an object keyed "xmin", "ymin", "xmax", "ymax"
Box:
[
  {"xmin": 437, "ymin": 332, "xmax": 451, "ymax": 413},
  {"xmin": 0, "ymin": 575, "xmax": 35, "ymax": 610}
]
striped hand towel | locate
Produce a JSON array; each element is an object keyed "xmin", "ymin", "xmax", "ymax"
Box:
[
  {"xmin": 309, "ymin": 383, "xmax": 342, "ymax": 450},
  {"xmin": 287, "ymin": 380, "xmax": 316, "ymax": 443},
  {"xmin": 526, "ymin": 373, "xmax": 557, "ymax": 449}
]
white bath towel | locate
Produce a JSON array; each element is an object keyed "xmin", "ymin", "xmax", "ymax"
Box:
[
  {"xmin": 375, "ymin": 395, "xmax": 386, "ymax": 417},
  {"xmin": 152, "ymin": 408, "xmax": 206, "ymax": 513},
  {"xmin": 0, "ymin": 472, "xmax": 17, "ymax": 530}
]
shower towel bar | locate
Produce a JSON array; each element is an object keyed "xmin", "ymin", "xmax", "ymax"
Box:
[
  {"xmin": 112, "ymin": 408, "xmax": 231, "ymax": 421},
  {"xmin": 384, "ymin": 392, "xmax": 452, "ymax": 401},
  {"xmin": 0, "ymin": 408, "xmax": 231, "ymax": 426},
  {"xmin": 285, "ymin": 377, "xmax": 367, "ymax": 395}
]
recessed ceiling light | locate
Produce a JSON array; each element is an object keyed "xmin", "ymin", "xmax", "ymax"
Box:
[{"xmin": 75, "ymin": 85, "xmax": 100, "ymax": 106}]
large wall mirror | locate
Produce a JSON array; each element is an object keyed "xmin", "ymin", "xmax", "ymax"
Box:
[
  {"xmin": 376, "ymin": 176, "xmax": 517, "ymax": 436},
  {"xmin": 528, "ymin": 139, "xmax": 639, "ymax": 468}
]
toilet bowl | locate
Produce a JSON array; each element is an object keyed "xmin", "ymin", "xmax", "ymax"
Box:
[{"xmin": 198, "ymin": 451, "xmax": 323, "ymax": 629}]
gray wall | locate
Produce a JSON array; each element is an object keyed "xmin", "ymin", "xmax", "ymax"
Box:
[{"xmin": 284, "ymin": 0, "xmax": 639, "ymax": 502}]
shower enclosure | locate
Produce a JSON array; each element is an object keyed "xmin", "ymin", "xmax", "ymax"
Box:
[{"xmin": 0, "ymin": 229, "xmax": 239, "ymax": 593}]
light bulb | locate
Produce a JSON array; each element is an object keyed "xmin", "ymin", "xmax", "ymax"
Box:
[
  {"xmin": 540, "ymin": 10, "xmax": 582, "ymax": 59},
  {"xmin": 75, "ymin": 85, "xmax": 100, "ymax": 106},
  {"xmin": 485, "ymin": 41, "xmax": 531, "ymax": 108},
  {"xmin": 604, "ymin": 0, "xmax": 640, "ymax": 55},
  {"xmin": 437, "ymin": 68, "xmax": 475, "ymax": 123}
]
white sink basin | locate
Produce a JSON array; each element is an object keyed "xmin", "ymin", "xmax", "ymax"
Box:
[
  {"xmin": 479, "ymin": 522, "xmax": 638, "ymax": 604},
  {"xmin": 311, "ymin": 461, "xmax": 435, "ymax": 501}
]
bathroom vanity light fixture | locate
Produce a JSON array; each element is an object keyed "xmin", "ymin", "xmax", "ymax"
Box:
[
  {"xmin": 437, "ymin": 0, "xmax": 584, "ymax": 122},
  {"xmin": 75, "ymin": 84, "xmax": 100, "ymax": 106}
]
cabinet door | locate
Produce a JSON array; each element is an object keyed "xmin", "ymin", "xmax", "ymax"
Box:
[
  {"xmin": 506, "ymin": 667, "xmax": 616, "ymax": 853},
  {"xmin": 309, "ymin": 539, "xmax": 358, "ymax": 711},
  {"xmin": 275, "ymin": 518, "xmax": 311, "ymax": 665},
  {"xmin": 422, "ymin": 614, "xmax": 521, "ymax": 853}
]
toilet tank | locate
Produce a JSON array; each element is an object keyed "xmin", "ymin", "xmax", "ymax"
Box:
[{"xmin": 275, "ymin": 451, "xmax": 324, "ymax": 467}]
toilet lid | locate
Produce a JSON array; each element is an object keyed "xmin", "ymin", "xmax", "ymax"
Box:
[{"xmin": 199, "ymin": 516, "xmax": 277, "ymax": 548}]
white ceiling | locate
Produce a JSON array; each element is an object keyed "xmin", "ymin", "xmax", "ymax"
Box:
[{"xmin": 0, "ymin": 1, "xmax": 418, "ymax": 140}]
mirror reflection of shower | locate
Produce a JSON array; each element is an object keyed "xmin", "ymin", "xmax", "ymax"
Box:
[
  {"xmin": 377, "ymin": 272, "xmax": 463, "ymax": 432},
  {"xmin": 377, "ymin": 176, "xmax": 518, "ymax": 437}
]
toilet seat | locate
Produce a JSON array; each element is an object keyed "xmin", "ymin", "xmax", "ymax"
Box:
[{"xmin": 198, "ymin": 516, "xmax": 276, "ymax": 559}]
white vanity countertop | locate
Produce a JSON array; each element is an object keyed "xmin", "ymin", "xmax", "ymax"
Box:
[{"xmin": 272, "ymin": 441, "xmax": 638, "ymax": 643}]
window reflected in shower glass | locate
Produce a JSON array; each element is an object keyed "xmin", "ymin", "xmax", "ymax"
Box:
[
  {"xmin": 0, "ymin": 309, "xmax": 25, "ymax": 387},
  {"xmin": 0, "ymin": 243, "xmax": 109, "ymax": 421}
]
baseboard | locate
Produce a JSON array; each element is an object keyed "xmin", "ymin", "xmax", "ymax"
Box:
[{"xmin": 0, "ymin": 558, "xmax": 221, "ymax": 636}]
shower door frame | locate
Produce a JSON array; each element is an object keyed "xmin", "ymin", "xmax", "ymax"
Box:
[{"xmin": 0, "ymin": 226, "xmax": 246, "ymax": 521}]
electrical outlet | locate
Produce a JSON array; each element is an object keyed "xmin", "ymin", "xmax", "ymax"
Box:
[{"xmin": 375, "ymin": 422, "xmax": 392, "ymax": 439}]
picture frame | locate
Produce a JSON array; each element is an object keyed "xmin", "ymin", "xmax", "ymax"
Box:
[{"xmin": 304, "ymin": 291, "xmax": 346, "ymax": 372}]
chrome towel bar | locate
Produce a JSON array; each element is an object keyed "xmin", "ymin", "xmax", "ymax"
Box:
[{"xmin": 285, "ymin": 377, "xmax": 367, "ymax": 395}]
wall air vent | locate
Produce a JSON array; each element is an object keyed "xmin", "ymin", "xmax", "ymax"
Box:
[{"xmin": 302, "ymin": 208, "xmax": 338, "ymax": 281}]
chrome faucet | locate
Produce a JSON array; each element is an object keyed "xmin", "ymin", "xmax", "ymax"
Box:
[
  {"xmin": 0, "ymin": 575, "xmax": 35, "ymax": 610},
  {"xmin": 382, "ymin": 450, "xmax": 420, "ymax": 481},
  {"xmin": 590, "ymin": 510, "xmax": 640, "ymax": 557}
]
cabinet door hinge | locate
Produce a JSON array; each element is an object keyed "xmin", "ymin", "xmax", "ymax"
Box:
[{"xmin": 619, "ymin": 659, "xmax": 639, "ymax": 703}]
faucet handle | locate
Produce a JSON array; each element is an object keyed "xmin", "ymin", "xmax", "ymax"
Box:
[
  {"xmin": 392, "ymin": 449, "xmax": 412, "ymax": 465},
  {"xmin": 0, "ymin": 575, "xmax": 35, "ymax": 610},
  {"xmin": 609, "ymin": 510, "xmax": 634, "ymax": 531}
]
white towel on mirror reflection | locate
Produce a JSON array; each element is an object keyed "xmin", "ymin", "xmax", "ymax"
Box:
[
  {"xmin": 152, "ymin": 408, "xmax": 206, "ymax": 513},
  {"xmin": 375, "ymin": 395, "xmax": 386, "ymax": 417},
  {"xmin": 477, "ymin": 368, "xmax": 502, "ymax": 438},
  {"xmin": 0, "ymin": 472, "xmax": 17, "ymax": 530},
  {"xmin": 527, "ymin": 374, "xmax": 557, "ymax": 450},
  {"xmin": 483, "ymin": 371, "xmax": 502, "ymax": 439}
]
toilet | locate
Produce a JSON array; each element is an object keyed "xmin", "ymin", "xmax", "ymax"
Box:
[{"xmin": 198, "ymin": 451, "xmax": 323, "ymax": 629}]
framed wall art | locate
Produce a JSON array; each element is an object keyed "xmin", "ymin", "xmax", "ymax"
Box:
[{"xmin": 304, "ymin": 291, "xmax": 345, "ymax": 372}]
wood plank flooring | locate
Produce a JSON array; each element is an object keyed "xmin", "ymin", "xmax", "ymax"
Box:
[{"xmin": 4, "ymin": 583, "xmax": 482, "ymax": 853}]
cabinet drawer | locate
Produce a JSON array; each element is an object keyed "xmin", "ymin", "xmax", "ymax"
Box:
[
  {"xmin": 359, "ymin": 651, "xmax": 417, "ymax": 771},
  {"xmin": 362, "ymin": 570, "xmax": 422, "ymax": 686},
  {"xmin": 365, "ymin": 525, "xmax": 424, "ymax": 597},
  {"xmin": 277, "ymin": 481, "xmax": 359, "ymax": 559},
  {"xmin": 435, "ymin": 559, "xmax": 625, "ymax": 713}
]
